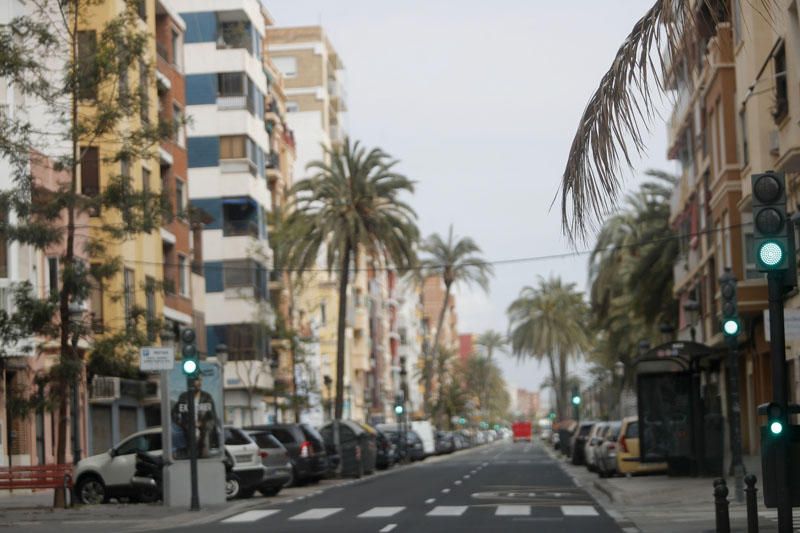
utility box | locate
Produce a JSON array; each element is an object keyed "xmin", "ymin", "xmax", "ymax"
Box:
[{"xmin": 163, "ymin": 458, "xmax": 226, "ymax": 507}]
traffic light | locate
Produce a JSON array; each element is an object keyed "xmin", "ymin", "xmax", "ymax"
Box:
[
  {"xmin": 181, "ymin": 328, "xmax": 199, "ymax": 377},
  {"xmin": 394, "ymin": 404, "xmax": 404, "ymax": 415},
  {"xmin": 548, "ymin": 411, "xmax": 556, "ymax": 420},
  {"xmin": 571, "ymin": 390, "xmax": 581, "ymax": 406},
  {"xmin": 766, "ymin": 402, "xmax": 785, "ymax": 436},
  {"xmin": 752, "ymin": 171, "xmax": 789, "ymax": 271},
  {"xmin": 719, "ymin": 269, "xmax": 740, "ymax": 337}
]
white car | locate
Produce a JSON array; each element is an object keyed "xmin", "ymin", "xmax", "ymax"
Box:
[
  {"xmin": 73, "ymin": 426, "xmax": 266, "ymax": 504},
  {"xmin": 74, "ymin": 428, "xmax": 163, "ymax": 504}
]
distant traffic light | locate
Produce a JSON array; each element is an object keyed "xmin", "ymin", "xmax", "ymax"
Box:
[
  {"xmin": 394, "ymin": 404, "xmax": 404, "ymax": 415},
  {"xmin": 767, "ymin": 402, "xmax": 785, "ymax": 436},
  {"xmin": 548, "ymin": 411, "xmax": 556, "ymax": 420},
  {"xmin": 571, "ymin": 392, "xmax": 581, "ymax": 406},
  {"xmin": 719, "ymin": 269, "xmax": 740, "ymax": 337},
  {"xmin": 752, "ymin": 172, "xmax": 789, "ymax": 271},
  {"xmin": 181, "ymin": 328, "xmax": 199, "ymax": 377}
]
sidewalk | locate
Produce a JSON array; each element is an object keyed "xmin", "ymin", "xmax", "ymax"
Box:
[{"xmin": 547, "ymin": 444, "xmax": 799, "ymax": 532}]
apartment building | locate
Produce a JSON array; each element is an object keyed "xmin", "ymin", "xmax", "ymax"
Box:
[
  {"xmin": 171, "ymin": 0, "xmax": 275, "ymax": 426},
  {"xmin": 395, "ymin": 276, "xmax": 425, "ymax": 417}
]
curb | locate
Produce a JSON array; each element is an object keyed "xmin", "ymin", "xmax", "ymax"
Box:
[{"xmin": 592, "ymin": 479, "xmax": 615, "ymax": 502}]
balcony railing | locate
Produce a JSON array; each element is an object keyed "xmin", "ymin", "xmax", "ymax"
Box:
[
  {"xmin": 217, "ymin": 95, "xmax": 256, "ymax": 114},
  {"xmin": 266, "ymin": 152, "xmax": 279, "ymax": 171},
  {"xmin": 91, "ymin": 376, "xmax": 159, "ymax": 401}
]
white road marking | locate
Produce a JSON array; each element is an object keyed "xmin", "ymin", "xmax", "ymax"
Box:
[
  {"xmin": 454, "ymin": 480, "xmax": 462, "ymax": 485},
  {"xmin": 425, "ymin": 498, "xmax": 436, "ymax": 504},
  {"xmin": 561, "ymin": 505, "xmax": 599, "ymax": 516},
  {"xmin": 463, "ymin": 475, "xmax": 470, "ymax": 479},
  {"xmin": 221, "ymin": 510, "xmax": 279, "ymax": 523},
  {"xmin": 289, "ymin": 508, "xmax": 343, "ymax": 520},
  {"xmin": 379, "ymin": 525, "xmax": 397, "ymax": 532},
  {"xmin": 496, "ymin": 505, "xmax": 530, "ymax": 516},
  {"xmin": 358, "ymin": 507, "xmax": 405, "ymax": 518},
  {"xmin": 441, "ymin": 488, "xmax": 451, "ymax": 493},
  {"xmin": 427, "ymin": 506, "xmax": 468, "ymax": 517}
]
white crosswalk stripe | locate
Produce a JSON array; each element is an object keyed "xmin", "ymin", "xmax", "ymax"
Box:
[
  {"xmin": 561, "ymin": 505, "xmax": 599, "ymax": 516},
  {"xmin": 221, "ymin": 510, "xmax": 280, "ymax": 523},
  {"xmin": 495, "ymin": 505, "xmax": 530, "ymax": 516},
  {"xmin": 358, "ymin": 506, "xmax": 405, "ymax": 518},
  {"xmin": 427, "ymin": 506, "xmax": 468, "ymax": 516},
  {"xmin": 289, "ymin": 508, "xmax": 343, "ymax": 520}
]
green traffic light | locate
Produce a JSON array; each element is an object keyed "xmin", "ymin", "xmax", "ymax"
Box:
[
  {"xmin": 571, "ymin": 396, "xmax": 581, "ymax": 406},
  {"xmin": 770, "ymin": 421, "xmax": 784, "ymax": 435},
  {"xmin": 394, "ymin": 405, "xmax": 403, "ymax": 415},
  {"xmin": 722, "ymin": 318, "xmax": 740, "ymax": 336},
  {"xmin": 182, "ymin": 358, "xmax": 198, "ymax": 375},
  {"xmin": 758, "ymin": 241, "xmax": 784, "ymax": 268}
]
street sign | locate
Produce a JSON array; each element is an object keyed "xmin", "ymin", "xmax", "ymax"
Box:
[
  {"xmin": 140, "ymin": 346, "xmax": 175, "ymax": 371},
  {"xmin": 763, "ymin": 309, "xmax": 800, "ymax": 342}
]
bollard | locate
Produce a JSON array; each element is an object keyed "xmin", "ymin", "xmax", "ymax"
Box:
[
  {"xmin": 745, "ymin": 474, "xmax": 759, "ymax": 533},
  {"xmin": 715, "ymin": 479, "xmax": 731, "ymax": 533}
]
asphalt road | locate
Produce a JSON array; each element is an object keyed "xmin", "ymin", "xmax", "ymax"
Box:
[{"xmin": 176, "ymin": 440, "xmax": 622, "ymax": 533}]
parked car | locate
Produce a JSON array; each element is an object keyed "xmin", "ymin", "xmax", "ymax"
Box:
[
  {"xmin": 596, "ymin": 421, "xmax": 622, "ymax": 478},
  {"xmin": 246, "ymin": 431, "xmax": 293, "ymax": 496},
  {"xmin": 435, "ymin": 431, "xmax": 455, "ymax": 455},
  {"xmin": 319, "ymin": 420, "xmax": 377, "ymax": 478},
  {"xmin": 374, "ymin": 427, "xmax": 397, "ymax": 469},
  {"xmin": 570, "ymin": 421, "xmax": 596, "ymax": 465},
  {"xmin": 74, "ymin": 428, "xmax": 163, "ymax": 504},
  {"xmin": 615, "ymin": 417, "xmax": 668, "ymax": 476},
  {"xmin": 377, "ymin": 424, "xmax": 426, "ymax": 461},
  {"xmin": 245, "ymin": 423, "xmax": 329, "ymax": 485},
  {"xmin": 584, "ymin": 422, "xmax": 609, "ymax": 472},
  {"xmin": 223, "ymin": 426, "xmax": 267, "ymax": 499}
]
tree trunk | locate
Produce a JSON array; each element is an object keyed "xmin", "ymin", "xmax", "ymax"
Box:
[
  {"xmin": 558, "ymin": 350, "xmax": 569, "ymax": 421},
  {"xmin": 546, "ymin": 353, "xmax": 562, "ymax": 420},
  {"xmin": 425, "ymin": 281, "xmax": 451, "ymax": 417},
  {"xmin": 334, "ymin": 245, "xmax": 350, "ymax": 420},
  {"xmin": 54, "ymin": 3, "xmax": 80, "ymax": 509}
]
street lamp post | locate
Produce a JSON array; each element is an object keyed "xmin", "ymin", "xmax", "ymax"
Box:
[
  {"xmin": 323, "ymin": 375, "xmax": 333, "ymax": 422},
  {"xmin": 614, "ymin": 360, "xmax": 625, "ymax": 419},
  {"xmin": 400, "ymin": 358, "xmax": 408, "ymax": 463},
  {"xmin": 270, "ymin": 357, "xmax": 279, "ymax": 423}
]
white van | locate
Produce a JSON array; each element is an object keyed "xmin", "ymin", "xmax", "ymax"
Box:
[{"xmin": 410, "ymin": 421, "xmax": 436, "ymax": 456}]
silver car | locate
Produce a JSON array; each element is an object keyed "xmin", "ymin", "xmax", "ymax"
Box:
[{"xmin": 247, "ymin": 430, "xmax": 293, "ymax": 496}]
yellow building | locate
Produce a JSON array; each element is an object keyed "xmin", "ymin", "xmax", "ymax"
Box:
[{"xmin": 78, "ymin": 1, "xmax": 164, "ymax": 344}]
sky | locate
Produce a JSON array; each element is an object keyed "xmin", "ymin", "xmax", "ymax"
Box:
[{"xmin": 264, "ymin": 0, "xmax": 674, "ymax": 402}]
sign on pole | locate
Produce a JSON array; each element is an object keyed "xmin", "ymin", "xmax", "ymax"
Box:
[
  {"xmin": 763, "ymin": 309, "xmax": 800, "ymax": 342},
  {"xmin": 140, "ymin": 346, "xmax": 175, "ymax": 371}
]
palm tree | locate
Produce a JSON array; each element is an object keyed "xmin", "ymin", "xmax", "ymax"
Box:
[
  {"xmin": 475, "ymin": 330, "xmax": 507, "ymax": 361},
  {"xmin": 560, "ymin": 1, "xmax": 771, "ymax": 240},
  {"xmin": 420, "ymin": 226, "xmax": 493, "ymax": 413},
  {"xmin": 507, "ymin": 277, "xmax": 589, "ymax": 420},
  {"xmin": 282, "ymin": 138, "xmax": 419, "ymax": 420}
]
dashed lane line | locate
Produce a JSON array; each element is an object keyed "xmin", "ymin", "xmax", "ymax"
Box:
[
  {"xmin": 358, "ymin": 507, "xmax": 405, "ymax": 518},
  {"xmin": 221, "ymin": 510, "xmax": 280, "ymax": 523},
  {"xmin": 289, "ymin": 508, "xmax": 343, "ymax": 520},
  {"xmin": 425, "ymin": 498, "xmax": 436, "ymax": 504},
  {"xmin": 561, "ymin": 505, "xmax": 599, "ymax": 517},
  {"xmin": 379, "ymin": 524, "xmax": 397, "ymax": 532},
  {"xmin": 427, "ymin": 506, "xmax": 468, "ymax": 517}
]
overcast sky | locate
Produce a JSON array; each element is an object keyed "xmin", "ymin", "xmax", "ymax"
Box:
[{"xmin": 265, "ymin": 1, "xmax": 674, "ymax": 401}]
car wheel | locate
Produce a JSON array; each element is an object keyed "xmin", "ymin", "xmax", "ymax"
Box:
[
  {"xmin": 225, "ymin": 475, "xmax": 241, "ymax": 500},
  {"xmin": 76, "ymin": 475, "xmax": 108, "ymax": 505},
  {"xmin": 258, "ymin": 487, "xmax": 281, "ymax": 497}
]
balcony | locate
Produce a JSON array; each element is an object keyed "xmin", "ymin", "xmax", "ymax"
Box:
[
  {"xmin": 266, "ymin": 152, "xmax": 280, "ymax": 181},
  {"xmin": 90, "ymin": 376, "xmax": 159, "ymax": 403},
  {"xmin": 328, "ymin": 78, "xmax": 347, "ymax": 111},
  {"xmin": 223, "ymin": 218, "xmax": 259, "ymax": 237},
  {"xmin": 265, "ymin": 101, "xmax": 279, "ymax": 125},
  {"xmin": 217, "ymin": 95, "xmax": 255, "ymax": 114},
  {"xmin": 220, "ymin": 157, "xmax": 257, "ymax": 176}
]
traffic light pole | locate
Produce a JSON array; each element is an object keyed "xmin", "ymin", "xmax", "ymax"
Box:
[
  {"xmin": 725, "ymin": 336, "xmax": 745, "ymax": 503},
  {"xmin": 768, "ymin": 270, "xmax": 792, "ymax": 533},
  {"xmin": 186, "ymin": 376, "xmax": 200, "ymax": 511}
]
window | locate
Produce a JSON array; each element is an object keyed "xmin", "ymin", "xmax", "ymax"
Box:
[
  {"xmin": 81, "ymin": 147, "xmax": 100, "ymax": 202},
  {"xmin": 741, "ymin": 212, "xmax": 760, "ymax": 280},
  {"xmin": 224, "ymin": 428, "xmax": 252, "ymax": 445},
  {"xmin": 224, "ymin": 259, "xmax": 254, "ymax": 289},
  {"xmin": 121, "ymin": 158, "xmax": 132, "ymax": 225},
  {"xmin": 218, "ymin": 72, "xmax": 245, "ymax": 96},
  {"xmin": 320, "ymin": 301, "xmax": 327, "ymax": 326},
  {"xmin": 77, "ymin": 31, "xmax": 98, "ymax": 100},
  {"xmin": 171, "ymin": 29, "xmax": 182, "ymax": 71},
  {"xmin": 124, "ymin": 268, "xmax": 135, "ymax": 326},
  {"xmin": 173, "ymin": 104, "xmax": 185, "ymax": 147},
  {"xmin": 136, "ymin": 0, "xmax": 146, "ymax": 22},
  {"xmin": 178, "ymin": 254, "xmax": 188, "ymax": 296},
  {"xmin": 142, "ymin": 167, "xmax": 151, "ymax": 220},
  {"xmin": 145, "ymin": 276, "xmax": 156, "ymax": 341},
  {"xmin": 175, "ymin": 179, "xmax": 186, "ymax": 217},
  {"xmin": 139, "ymin": 60, "xmax": 149, "ymax": 124},
  {"xmin": 273, "ymin": 56, "xmax": 297, "ymax": 78},
  {"xmin": 47, "ymin": 257, "xmax": 59, "ymax": 297},
  {"xmin": 219, "ymin": 135, "xmax": 257, "ymax": 175},
  {"xmin": 739, "ymin": 108, "xmax": 749, "ymax": 167},
  {"xmin": 773, "ymin": 45, "xmax": 788, "ymax": 123},
  {"xmin": 118, "ymin": 54, "xmax": 129, "ymax": 107},
  {"xmin": 222, "ymin": 200, "xmax": 258, "ymax": 237},
  {"xmin": 0, "ymin": 209, "xmax": 7, "ymax": 278},
  {"xmin": 226, "ymin": 324, "xmax": 258, "ymax": 360},
  {"xmin": 220, "ymin": 135, "xmax": 247, "ymax": 159},
  {"xmin": 217, "ymin": 20, "xmax": 251, "ymax": 52},
  {"xmin": 285, "ymin": 101, "xmax": 299, "ymax": 113}
]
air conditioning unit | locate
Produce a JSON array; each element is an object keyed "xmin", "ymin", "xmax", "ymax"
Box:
[{"xmin": 769, "ymin": 130, "xmax": 780, "ymax": 156}]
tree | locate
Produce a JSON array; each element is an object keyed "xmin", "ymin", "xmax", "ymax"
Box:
[
  {"xmin": 559, "ymin": 1, "xmax": 771, "ymax": 240},
  {"xmin": 420, "ymin": 226, "xmax": 492, "ymax": 415},
  {"xmin": 281, "ymin": 138, "xmax": 418, "ymax": 421},
  {"xmin": 475, "ymin": 330, "xmax": 507, "ymax": 361},
  {"xmin": 507, "ymin": 277, "xmax": 588, "ymax": 421},
  {"xmin": 0, "ymin": 1, "xmax": 168, "ymax": 507}
]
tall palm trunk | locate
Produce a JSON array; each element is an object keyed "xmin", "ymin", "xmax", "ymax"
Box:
[
  {"xmin": 426, "ymin": 281, "xmax": 451, "ymax": 417},
  {"xmin": 334, "ymin": 245, "xmax": 351, "ymax": 420},
  {"xmin": 546, "ymin": 353, "xmax": 562, "ymax": 421},
  {"xmin": 558, "ymin": 349, "xmax": 569, "ymax": 421}
]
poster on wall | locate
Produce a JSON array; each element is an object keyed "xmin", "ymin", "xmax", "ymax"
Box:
[{"xmin": 168, "ymin": 361, "xmax": 224, "ymax": 461}]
